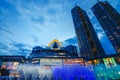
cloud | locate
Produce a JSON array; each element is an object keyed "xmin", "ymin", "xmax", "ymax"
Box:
[
  {"xmin": 5, "ymin": 0, "xmax": 57, "ymax": 26},
  {"xmin": 32, "ymin": 26, "xmax": 42, "ymax": 33},
  {"xmin": 91, "ymin": 16, "xmax": 106, "ymax": 39},
  {"xmin": 47, "ymin": 8, "xmax": 57, "ymax": 16},
  {"xmin": 91, "ymin": 16, "xmax": 103, "ymax": 32},
  {"xmin": 32, "ymin": 0, "xmax": 50, "ymax": 7},
  {"xmin": 11, "ymin": 41, "xmax": 31, "ymax": 51},
  {"xmin": 93, "ymin": 23, "xmax": 105, "ymax": 39},
  {"xmin": 63, "ymin": 36, "xmax": 80, "ymax": 54},
  {"xmin": 0, "ymin": 27, "xmax": 14, "ymax": 35},
  {"xmin": 97, "ymin": 32, "xmax": 105, "ymax": 39},
  {"xmin": 10, "ymin": 41, "xmax": 32, "ymax": 57},
  {"xmin": 0, "ymin": 20, "xmax": 14, "ymax": 35},
  {"xmin": 0, "ymin": 42, "xmax": 9, "ymax": 50},
  {"xmin": 31, "ymin": 16, "xmax": 45, "ymax": 24},
  {"xmin": 0, "ymin": 42, "xmax": 15, "ymax": 55},
  {"xmin": 0, "ymin": 40, "xmax": 31, "ymax": 56},
  {"xmin": 31, "ymin": 35, "xmax": 39, "ymax": 43},
  {"xmin": 64, "ymin": 37, "xmax": 77, "ymax": 46},
  {"xmin": 0, "ymin": 0, "xmax": 21, "ymax": 19},
  {"xmin": 13, "ymin": 43, "xmax": 26, "ymax": 49}
]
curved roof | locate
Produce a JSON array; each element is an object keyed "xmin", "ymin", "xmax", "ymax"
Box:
[{"xmin": 48, "ymin": 39, "xmax": 62, "ymax": 47}]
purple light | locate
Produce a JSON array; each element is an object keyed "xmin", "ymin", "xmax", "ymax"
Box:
[{"xmin": 52, "ymin": 64, "xmax": 95, "ymax": 80}]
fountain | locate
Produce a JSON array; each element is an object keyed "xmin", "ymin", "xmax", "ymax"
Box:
[
  {"xmin": 16, "ymin": 64, "xmax": 95, "ymax": 80},
  {"xmin": 93, "ymin": 64, "xmax": 120, "ymax": 80},
  {"xmin": 15, "ymin": 64, "xmax": 120, "ymax": 80},
  {"xmin": 52, "ymin": 64, "xmax": 95, "ymax": 80},
  {"xmin": 1, "ymin": 62, "xmax": 120, "ymax": 80}
]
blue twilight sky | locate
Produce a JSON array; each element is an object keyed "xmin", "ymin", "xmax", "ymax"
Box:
[{"xmin": 0, "ymin": 0, "xmax": 120, "ymax": 57}]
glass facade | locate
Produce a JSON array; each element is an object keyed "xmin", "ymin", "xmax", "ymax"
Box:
[
  {"xmin": 71, "ymin": 6, "xmax": 105, "ymax": 58},
  {"xmin": 91, "ymin": 1, "xmax": 120, "ymax": 54}
]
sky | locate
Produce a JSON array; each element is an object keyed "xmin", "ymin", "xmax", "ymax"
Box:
[{"xmin": 0, "ymin": 0, "xmax": 120, "ymax": 57}]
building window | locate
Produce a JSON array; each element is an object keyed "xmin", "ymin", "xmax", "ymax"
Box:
[
  {"xmin": 108, "ymin": 35, "xmax": 113, "ymax": 39},
  {"xmin": 110, "ymin": 38, "xmax": 114, "ymax": 40},
  {"xmin": 113, "ymin": 32, "xmax": 117, "ymax": 34},
  {"xmin": 102, "ymin": 15, "xmax": 107, "ymax": 19},
  {"xmin": 116, "ymin": 26, "xmax": 120, "ymax": 29}
]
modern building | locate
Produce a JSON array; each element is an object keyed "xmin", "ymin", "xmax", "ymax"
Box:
[
  {"xmin": 29, "ymin": 39, "xmax": 78, "ymax": 59},
  {"xmin": 28, "ymin": 39, "xmax": 85, "ymax": 65},
  {"xmin": 71, "ymin": 6, "xmax": 105, "ymax": 58},
  {"xmin": 91, "ymin": 1, "xmax": 120, "ymax": 54}
]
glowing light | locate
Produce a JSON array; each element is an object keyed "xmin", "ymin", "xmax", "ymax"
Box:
[
  {"xmin": 118, "ymin": 72, "xmax": 120, "ymax": 75},
  {"xmin": 48, "ymin": 39, "xmax": 62, "ymax": 47},
  {"xmin": 103, "ymin": 57, "xmax": 117, "ymax": 68}
]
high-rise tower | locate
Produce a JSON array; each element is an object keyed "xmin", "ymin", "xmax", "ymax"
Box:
[
  {"xmin": 91, "ymin": 1, "xmax": 120, "ymax": 54},
  {"xmin": 71, "ymin": 6, "xmax": 105, "ymax": 58}
]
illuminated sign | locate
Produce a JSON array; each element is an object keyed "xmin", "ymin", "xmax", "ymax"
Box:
[
  {"xmin": 40, "ymin": 59, "xmax": 62, "ymax": 65},
  {"xmin": 63, "ymin": 59, "xmax": 84, "ymax": 65},
  {"xmin": 103, "ymin": 58, "xmax": 117, "ymax": 68},
  {"xmin": 40, "ymin": 59, "xmax": 51, "ymax": 65},
  {"xmin": 51, "ymin": 59, "xmax": 62, "ymax": 65}
]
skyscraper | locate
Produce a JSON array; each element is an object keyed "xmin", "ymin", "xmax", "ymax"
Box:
[
  {"xmin": 91, "ymin": 1, "xmax": 120, "ymax": 54},
  {"xmin": 71, "ymin": 6, "xmax": 105, "ymax": 58}
]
